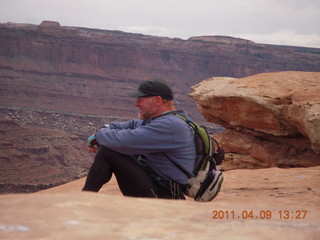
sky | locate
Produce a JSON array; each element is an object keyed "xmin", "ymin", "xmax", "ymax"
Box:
[{"xmin": 1, "ymin": 0, "xmax": 320, "ymax": 48}]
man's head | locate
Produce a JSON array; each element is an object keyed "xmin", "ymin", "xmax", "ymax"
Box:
[{"xmin": 129, "ymin": 79, "xmax": 176, "ymax": 119}]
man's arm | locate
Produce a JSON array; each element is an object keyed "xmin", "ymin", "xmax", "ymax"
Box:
[
  {"xmin": 86, "ymin": 119, "xmax": 143, "ymax": 153},
  {"xmin": 95, "ymin": 116, "xmax": 189, "ymax": 155},
  {"xmin": 108, "ymin": 119, "xmax": 143, "ymax": 130}
]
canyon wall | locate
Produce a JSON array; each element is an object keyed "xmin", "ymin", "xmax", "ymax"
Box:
[
  {"xmin": 0, "ymin": 117, "xmax": 92, "ymax": 193},
  {"xmin": 1, "ymin": 21, "xmax": 320, "ymax": 126}
]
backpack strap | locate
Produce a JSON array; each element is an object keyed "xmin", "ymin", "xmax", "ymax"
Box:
[{"xmin": 158, "ymin": 113, "xmax": 196, "ymax": 178}]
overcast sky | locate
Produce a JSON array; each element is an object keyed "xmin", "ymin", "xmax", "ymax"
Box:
[{"xmin": 1, "ymin": 0, "xmax": 320, "ymax": 48}]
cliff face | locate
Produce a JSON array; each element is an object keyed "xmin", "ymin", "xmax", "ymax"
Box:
[
  {"xmin": 190, "ymin": 71, "xmax": 320, "ymax": 170},
  {"xmin": 0, "ymin": 117, "xmax": 92, "ymax": 193},
  {"xmin": 1, "ymin": 22, "xmax": 320, "ymax": 123}
]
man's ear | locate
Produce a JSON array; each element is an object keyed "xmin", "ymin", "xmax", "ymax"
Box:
[{"xmin": 155, "ymin": 96, "xmax": 164, "ymax": 105}]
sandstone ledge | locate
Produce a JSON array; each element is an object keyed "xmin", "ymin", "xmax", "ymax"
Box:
[
  {"xmin": 1, "ymin": 167, "xmax": 319, "ymax": 239},
  {"xmin": 190, "ymin": 71, "xmax": 320, "ymax": 169}
]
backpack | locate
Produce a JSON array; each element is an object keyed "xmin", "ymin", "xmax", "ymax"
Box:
[{"xmin": 174, "ymin": 114, "xmax": 224, "ymax": 202}]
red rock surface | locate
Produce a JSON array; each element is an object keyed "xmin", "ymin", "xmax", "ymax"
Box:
[
  {"xmin": 0, "ymin": 167, "xmax": 319, "ymax": 239},
  {"xmin": 0, "ymin": 117, "xmax": 92, "ymax": 193},
  {"xmin": 190, "ymin": 72, "xmax": 320, "ymax": 169}
]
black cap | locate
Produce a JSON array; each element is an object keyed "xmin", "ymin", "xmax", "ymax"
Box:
[{"xmin": 128, "ymin": 79, "xmax": 174, "ymax": 100}]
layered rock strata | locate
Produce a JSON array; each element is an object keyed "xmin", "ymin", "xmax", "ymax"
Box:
[
  {"xmin": 0, "ymin": 117, "xmax": 92, "ymax": 193},
  {"xmin": 1, "ymin": 22, "xmax": 320, "ymax": 125},
  {"xmin": 190, "ymin": 71, "xmax": 320, "ymax": 169}
]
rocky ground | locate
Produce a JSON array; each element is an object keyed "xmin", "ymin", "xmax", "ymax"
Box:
[
  {"xmin": 0, "ymin": 117, "xmax": 93, "ymax": 193},
  {"xmin": 0, "ymin": 166, "xmax": 319, "ymax": 239},
  {"xmin": 0, "ymin": 106, "xmax": 130, "ymax": 140}
]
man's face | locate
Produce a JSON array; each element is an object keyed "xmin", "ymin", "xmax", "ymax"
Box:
[{"xmin": 135, "ymin": 96, "xmax": 158, "ymax": 120}]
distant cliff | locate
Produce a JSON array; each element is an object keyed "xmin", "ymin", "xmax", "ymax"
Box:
[
  {"xmin": 0, "ymin": 117, "xmax": 92, "ymax": 193},
  {"xmin": 1, "ymin": 21, "xmax": 320, "ymax": 124}
]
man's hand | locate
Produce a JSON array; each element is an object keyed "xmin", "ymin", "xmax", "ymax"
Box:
[
  {"xmin": 87, "ymin": 134, "xmax": 99, "ymax": 153},
  {"xmin": 87, "ymin": 146, "xmax": 98, "ymax": 153}
]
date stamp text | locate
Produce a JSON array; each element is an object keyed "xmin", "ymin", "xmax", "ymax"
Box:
[{"xmin": 212, "ymin": 210, "xmax": 308, "ymax": 220}]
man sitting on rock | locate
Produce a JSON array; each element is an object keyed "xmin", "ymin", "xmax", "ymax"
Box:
[{"xmin": 83, "ymin": 79, "xmax": 196, "ymax": 199}]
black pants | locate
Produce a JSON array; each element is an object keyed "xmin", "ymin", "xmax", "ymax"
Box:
[{"xmin": 82, "ymin": 146, "xmax": 185, "ymax": 199}]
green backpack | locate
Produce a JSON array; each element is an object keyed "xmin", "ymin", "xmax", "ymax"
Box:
[{"xmin": 174, "ymin": 114, "xmax": 224, "ymax": 202}]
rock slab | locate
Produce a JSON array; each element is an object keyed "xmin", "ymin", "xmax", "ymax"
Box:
[
  {"xmin": 190, "ymin": 71, "xmax": 320, "ymax": 169},
  {"xmin": 1, "ymin": 167, "xmax": 319, "ymax": 239}
]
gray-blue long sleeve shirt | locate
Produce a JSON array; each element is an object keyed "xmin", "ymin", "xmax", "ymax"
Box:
[{"xmin": 95, "ymin": 110, "xmax": 196, "ymax": 184}]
